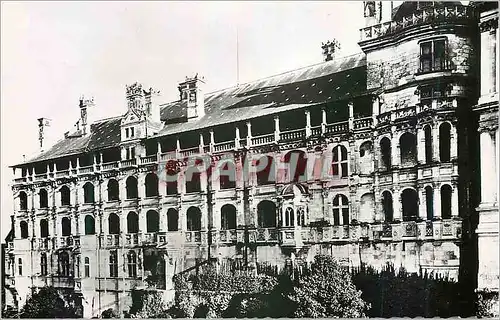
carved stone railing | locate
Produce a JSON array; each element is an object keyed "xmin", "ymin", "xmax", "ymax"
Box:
[
  {"xmin": 214, "ymin": 141, "xmax": 235, "ymax": 153},
  {"xmin": 218, "ymin": 229, "xmax": 237, "ymax": 243},
  {"xmin": 14, "ymin": 177, "xmax": 27, "ymax": 183},
  {"xmin": 280, "ymin": 128, "xmax": 306, "ymax": 141},
  {"xmin": 121, "ymin": 159, "xmax": 137, "ymax": 168},
  {"xmin": 255, "ymin": 228, "xmax": 279, "ymax": 242},
  {"xmin": 310, "ymin": 125, "xmax": 322, "ymax": 136},
  {"xmin": 185, "ymin": 231, "xmax": 202, "ymax": 243},
  {"xmin": 141, "ymin": 155, "xmax": 158, "ymax": 165},
  {"xmin": 251, "ymin": 133, "xmax": 274, "ymax": 146},
  {"xmin": 360, "ymin": 4, "xmax": 473, "ymax": 42},
  {"xmin": 125, "ymin": 233, "xmax": 139, "ymax": 246},
  {"xmin": 102, "ymin": 162, "xmax": 119, "ymax": 171},
  {"xmin": 160, "ymin": 152, "xmax": 177, "ymax": 161},
  {"xmin": 35, "ymin": 174, "xmax": 48, "ymax": 181},
  {"xmin": 325, "ymin": 121, "xmax": 349, "ymax": 134},
  {"xmin": 395, "ymin": 105, "xmax": 417, "ymax": 119},
  {"xmin": 79, "ymin": 166, "xmax": 94, "ymax": 174},
  {"xmin": 180, "ymin": 147, "xmax": 199, "ymax": 157},
  {"xmin": 55, "ymin": 170, "xmax": 70, "ymax": 177},
  {"xmin": 353, "ymin": 117, "xmax": 373, "ymax": 130}
]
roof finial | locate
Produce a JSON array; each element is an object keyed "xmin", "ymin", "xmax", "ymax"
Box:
[{"xmin": 321, "ymin": 39, "xmax": 341, "ymax": 62}]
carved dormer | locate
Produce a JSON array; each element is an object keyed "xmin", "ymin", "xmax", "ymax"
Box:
[
  {"xmin": 79, "ymin": 96, "xmax": 94, "ymax": 136},
  {"xmin": 178, "ymin": 74, "xmax": 205, "ymax": 120}
]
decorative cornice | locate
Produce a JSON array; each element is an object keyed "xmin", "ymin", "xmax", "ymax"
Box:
[{"xmin": 479, "ymin": 16, "xmax": 498, "ymax": 32}]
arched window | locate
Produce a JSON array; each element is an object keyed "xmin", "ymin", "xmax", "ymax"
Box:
[
  {"xmin": 257, "ymin": 201, "xmax": 276, "ymax": 228},
  {"xmin": 219, "ymin": 161, "xmax": 236, "ymax": 189},
  {"xmin": 84, "ymin": 257, "xmax": 90, "ymax": 277},
  {"xmin": 221, "ymin": 204, "xmax": 237, "ymax": 230},
  {"xmin": 283, "ymin": 151, "xmax": 307, "ymax": 183},
  {"xmin": 127, "ymin": 212, "xmax": 139, "ymax": 234},
  {"xmin": 61, "ymin": 217, "xmax": 71, "ymax": 236},
  {"xmin": 127, "ymin": 251, "xmax": 137, "ymax": 278},
  {"xmin": 19, "ymin": 191, "xmax": 28, "ymax": 211},
  {"xmin": 332, "ymin": 145, "xmax": 348, "ymax": 178},
  {"xmin": 108, "ymin": 213, "xmax": 120, "ymax": 235},
  {"xmin": 18, "ymin": 258, "xmax": 22, "ymax": 276},
  {"xmin": 382, "ymin": 191, "xmax": 393, "ymax": 222},
  {"xmin": 40, "ymin": 219, "xmax": 49, "ymax": 238},
  {"xmin": 256, "ymin": 156, "xmax": 275, "ymax": 185},
  {"xmin": 165, "ymin": 160, "xmax": 179, "ymax": 195},
  {"xmin": 332, "ymin": 194, "xmax": 349, "ymax": 225},
  {"xmin": 167, "ymin": 209, "xmax": 179, "ymax": 231},
  {"xmin": 402, "ymin": 188, "xmax": 418, "ymax": 221},
  {"xmin": 39, "ymin": 189, "xmax": 48, "ymax": 208},
  {"xmin": 85, "ymin": 215, "xmax": 95, "ymax": 235},
  {"xmin": 20, "ymin": 221, "xmax": 28, "ymax": 239},
  {"xmin": 109, "ymin": 251, "xmax": 118, "ymax": 277},
  {"xmin": 83, "ymin": 182, "xmax": 95, "ymax": 204},
  {"xmin": 441, "ymin": 184, "xmax": 452, "ymax": 219},
  {"xmin": 145, "ymin": 173, "xmax": 159, "ymax": 197},
  {"xmin": 146, "ymin": 210, "xmax": 160, "ymax": 233},
  {"xmin": 380, "ymin": 137, "xmax": 391, "ymax": 170},
  {"xmin": 359, "ymin": 142, "xmax": 373, "ymax": 175},
  {"xmin": 425, "ymin": 186, "xmax": 434, "ymax": 220},
  {"xmin": 59, "ymin": 252, "xmax": 70, "ymax": 276},
  {"xmin": 60, "ymin": 186, "xmax": 71, "ymax": 206},
  {"xmin": 439, "ymin": 122, "xmax": 451, "ymax": 162},
  {"xmin": 359, "ymin": 193, "xmax": 375, "ymax": 222},
  {"xmin": 126, "ymin": 176, "xmax": 138, "ymax": 199},
  {"xmin": 400, "ymin": 133, "xmax": 418, "ymax": 167},
  {"xmin": 187, "ymin": 207, "xmax": 202, "ymax": 231},
  {"xmin": 284, "ymin": 207, "xmax": 294, "ymax": 227},
  {"xmin": 424, "ymin": 125, "xmax": 433, "ymax": 164},
  {"xmin": 41, "ymin": 253, "xmax": 48, "ymax": 276},
  {"xmin": 107, "ymin": 179, "xmax": 119, "ymax": 201}
]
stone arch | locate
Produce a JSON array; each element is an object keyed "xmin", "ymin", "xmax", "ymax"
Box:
[
  {"xmin": 60, "ymin": 185, "xmax": 71, "ymax": 206},
  {"xmin": 401, "ymin": 188, "xmax": 418, "ymax": 221},
  {"xmin": 359, "ymin": 193, "xmax": 375, "ymax": 222},
  {"xmin": 126, "ymin": 176, "xmax": 138, "ymax": 199},
  {"xmin": 108, "ymin": 213, "xmax": 120, "ymax": 234},
  {"xmin": 257, "ymin": 200, "xmax": 276, "ymax": 228},
  {"xmin": 187, "ymin": 207, "xmax": 201, "ymax": 231},
  {"xmin": 145, "ymin": 173, "xmax": 159, "ymax": 197},
  {"xmin": 127, "ymin": 212, "xmax": 139, "ymax": 233},
  {"xmin": 83, "ymin": 182, "xmax": 95, "ymax": 204},
  {"xmin": 107, "ymin": 179, "xmax": 119, "ymax": 201},
  {"xmin": 439, "ymin": 122, "xmax": 451, "ymax": 162},
  {"xmin": 381, "ymin": 190, "xmax": 393, "ymax": 222},
  {"xmin": 400, "ymin": 132, "xmax": 417, "ymax": 167},
  {"xmin": 440, "ymin": 184, "xmax": 453, "ymax": 219},
  {"xmin": 379, "ymin": 136, "xmax": 391, "ymax": 170},
  {"xmin": 167, "ymin": 208, "xmax": 178, "ymax": 231},
  {"xmin": 221, "ymin": 204, "xmax": 237, "ymax": 230},
  {"xmin": 146, "ymin": 210, "xmax": 160, "ymax": 233}
]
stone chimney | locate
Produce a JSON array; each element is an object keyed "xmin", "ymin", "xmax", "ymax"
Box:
[
  {"xmin": 38, "ymin": 117, "xmax": 52, "ymax": 152},
  {"xmin": 178, "ymin": 74, "xmax": 205, "ymax": 120},
  {"xmin": 144, "ymin": 87, "xmax": 162, "ymax": 123},
  {"xmin": 321, "ymin": 39, "xmax": 341, "ymax": 62},
  {"xmin": 79, "ymin": 96, "xmax": 95, "ymax": 135}
]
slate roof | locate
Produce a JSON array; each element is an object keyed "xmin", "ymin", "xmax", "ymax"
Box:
[
  {"xmin": 157, "ymin": 52, "xmax": 367, "ymax": 137},
  {"xmin": 15, "ymin": 52, "xmax": 367, "ymax": 167},
  {"xmin": 21, "ymin": 117, "xmax": 122, "ymax": 165}
]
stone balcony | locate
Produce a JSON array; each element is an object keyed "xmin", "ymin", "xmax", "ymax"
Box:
[{"xmin": 359, "ymin": 4, "xmax": 474, "ymax": 42}]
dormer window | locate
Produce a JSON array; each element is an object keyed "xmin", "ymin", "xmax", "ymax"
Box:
[
  {"xmin": 126, "ymin": 147, "xmax": 136, "ymax": 160},
  {"xmin": 130, "ymin": 127, "xmax": 135, "ymax": 138},
  {"xmin": 419, "ymin": 38, "xmax": 448, "ymax": 73},
  {"xmin": 125, "ymin": 128, "xmax": 130, "ymax": 138}
]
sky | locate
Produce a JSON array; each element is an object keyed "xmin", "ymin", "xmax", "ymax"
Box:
[{"xmin": 0, "ymin": 1, "xmax": 372, "ymax": 239}]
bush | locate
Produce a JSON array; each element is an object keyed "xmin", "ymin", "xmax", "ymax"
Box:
[
  {"xmin": 287, "ymin": 255, "xmax": 369, "ymax": 318},
  {"xmin": 101, "ymin": 308, "xmax": 118, "ymax": 318},
  {"xmin": 20, "ymin": 286, "xmax": 81, "ymax": 318},
  {"xmin": 129, "ymin": 289, "xmax": 172, "ymax": 318}
]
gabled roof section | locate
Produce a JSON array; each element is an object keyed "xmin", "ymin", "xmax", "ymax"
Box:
[
  {"xmin": 158, "ymin": 52, "xmax": 367, "ymax": 137},
  {"xmin": 18, "ymin": 116, "xmax": 122, "ymax": 166}
]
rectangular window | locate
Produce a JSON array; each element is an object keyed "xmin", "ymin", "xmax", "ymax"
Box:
[
  {"xmin": 130, "ymin": 127, "xmax": 135, "ymax": 138},
  {"xmin": 126, "ymin": 148, "xmax": 130, "ymax": 160},
  {"xmin": 419, "ymin": 39, "xmax": 448, "ymax": 73},
  {"xmin": 419, "ymin": 85, "xmax": 447, "ymax": 101},
  {"xmin": 18, "ymin": 258, "xmax": 23, "ymax": 276},
  {"xmin": 125, "ymin": 128, "xmax": 129, "ymax": 138},
  {"xmin": 131, "ymin": 147, "xmax": 135, "ymax": 159}
]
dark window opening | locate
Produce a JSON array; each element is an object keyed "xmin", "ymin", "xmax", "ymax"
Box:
[
  {"xmin": 425, "ymin": 186, "xmax": 434, "ymax": 220},
  {"xmin": 41, "ymin": 253, "xmax": 48, "ymax": 276},
  {"xmin": 146, "ymin": 210, "xmax": 160, "ymax": 233},
  {"xmin": 145, "ymin": 140, "xmax": 158, "ymax": 156},
  {"xmin": 425, "ymin": 126, "xmax": 433, "ymax": 164},
  {"xmin": 127, "ymin": 212, "xmax": 139, "ymax": 234},
  {"xmin": 333, "ymin": 194, "xmax": 349, "ymax": 225},
  {"xmin": 402, "ymin": 189, "xmax": 418, "ymax": 222},
  {"xmin": 19, "ymin": 192, "xmax": 28, "ymax": 210},
  {"xmin": 59, "ymin": 252, "xmax": 70, "ymax": 276},
  {"xmin": 109, "ymin": 251, "xmax": 118, "ymax": 277},
  {"xmin": 186, "ymin": 172, "xmax": 201, "ymax": 193},
  {"xmin": 400, "ymin": 133, "xmax": 417, "ymax": 167},
  {"xmin": 40, "ymin": 219, "xmax": 49, "ymax": 238},
  {"xmin": 145, "ymin": 173, "xmax": 159, "ymax": 197},
  {"xmin": 60, "ymin": 186, "xmax": 71, "ymax": 206},
  {"xmin": 382, "ymin": 191, "xmax": 393, "ymax": 222},
  {"xmin": 257, "ymin": 200, "xmax": 276, "ymax": 228},
  {"xmin": 83, "ymin": 183, "xmax": 95, "ymax": 204},
  {"xmin": 332, "ymin": 145, "xmax": 348, "ymax": 178},
  {"xmin": 419, "ymin": 39, "xmax": 447, "ymax": 73},
  {"xmin": 61, "ymin": 217, "xmax": 71, "ymax": 236},
  {"xmin": 127, "ymin": 251, "xmax": 137, "ymax": 278},
  {"xmin": 85, "ymin": 215, "xmax": 95, "ymax": 235},
  {"xmin": 284, "ymin": 151, "xmax": 307, "ymax": 183},
  {"xmin": 251, "ymin": 116, "xmax": 274, "ymax": 136},
  {"xmin": 107, "ymin": 179, "xmax": 119, "ymax": 201},
  {"xmin": 84, "ymin": 257, "xmax": 90, "ymax": 277},
  {"xmin": 441, "ymin": 185, "xmax": 452, "ymax": 219},
  {"xmin": 380, "ymin": 137, "xmax": 391, "ymax": 170},
  {"xmin": 167, "ymin": 209, "xmax": 179, "ymax": 231},
  {"xmin": 39, "ymin": 189, "xmax": 48, "ymax": 208},
  {"xmin": 126, "ymin": 176, "xmax": 138, "ymax": 199},
  {"xmin": 439, "ymin": 122, "xmax": 451, "ymax": 162},
  {"xmin": 219, "ymin": 162, "xmax": 236, "ymax": 189},
  {"xmin": 256, "ymin": 156, "xmax": 275, "ymax": 185},
  {"xmin": 187, "ymin": 207, "xmax": 202, "ymax": 231},
  {"xmin": 20, "ymin": 221, "xmax": 28, "ymax": 239},
  {"xmin": 221, "ymin": 204, "xmax": 237, "ymax": 230},
  {"xmin": 108, "ymin": 213, "xmax": 120, "ymax": 235}
]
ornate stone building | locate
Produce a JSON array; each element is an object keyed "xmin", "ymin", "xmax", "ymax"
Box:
[{"xmin": 3, "ymin": 1, "xmax": 498, "ymax": 317}]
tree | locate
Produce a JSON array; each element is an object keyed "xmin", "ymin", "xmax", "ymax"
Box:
[
  {"xmin": 288, "ymin": 255, "xmax": 369, "ymax": 318},
  {"xmin": 129, "ymin": 289, "xmax": 172, "ymax": 318},
  {"xmin": 20, "ymin": 286, "xmax": 80, "ymax": 318}
]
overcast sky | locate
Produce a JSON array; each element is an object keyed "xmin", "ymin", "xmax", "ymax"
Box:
[{"xmin": 0, "ymin": 1, "xmax": 373, "ymax": 238}]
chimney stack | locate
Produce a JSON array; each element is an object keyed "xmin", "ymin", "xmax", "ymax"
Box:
[
  {"xmin": 38, "ymin": 117, "xmax": 52, "ymax": 152},
  {"xmin": 144, "ymin": 87, "xmax": 162, "ymax": 123},
  {"xmin": 79, "ymin": 96, "xmax": 95, "ymax": 135},
  {"xmin": 321, "ymin": 39, "xmax": 341, "ymax": 62},
  {"xmin": 178, "ymin": 74, "xmax": 205, "ymax": 120}
]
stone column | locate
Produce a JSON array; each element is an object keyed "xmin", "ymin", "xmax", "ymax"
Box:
[
  {"xmin": 393, "ymin": 189, "xmax": 402, "ymax": 221},
  {"xmin": 433, "ymin": 185, "xmax": 441, "ymax": 219},
  {"xmin": 210, "ymin": 130, "xmax": 215, "ymax": 153},
  {"xmin": 246, "ymin": 121, "xmax": 252, "ymax": 147},
  {"xmin": 348, "ymin": 101, "xmax": 354, "ymax": 130},
  {"xmin": 321, "ymin": 108, "xmax": 327, "ymax": 134},
  {"xmin": 433, "ymin": 124, "xmax": 440, "ymax": 162},
  {"xmin": 418, "ymin": 187, "xmax": 427, "ymax": 220},
  {"xmin": 199, "ymin": 133, "xmax": 205, "ymax": 154},
  {"xmin": 480, "ymin": 131, "xmax": 497, "ymax": 205},
  {"xmin": 139, "ymin": 209, "xmax": 147, "ymax": 234},
  {"xmin": 235, "ymin": 127, "xmax": 240, "ymax": 149},
  {"xmin": 451, "ymin": 183, "xmax": 459, "ymax": 217},
  {"xmin": 450, "ymin": 123, "xmax": 458, "ymax": 160},
  {"xmin": 391, "ymin": 132, "xmax": 400, "ymax": 167},
  {"xmin": 417, "ymin": 127, "xmax": 425, "ymax": 165},
  {"xmin": 274, "ymin": 116, "xmax": 280, "ymax": 142},
  {"xmin": 372, "ymin": 96, "xmax": 379, "ymax": 126},
  {"xmin": 305, "ymin": 110, "xmax": 311, "ymax": 137},
  {"xmin": 137, "ymin": 175, "xmax": 145, "ymax": 199}
]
